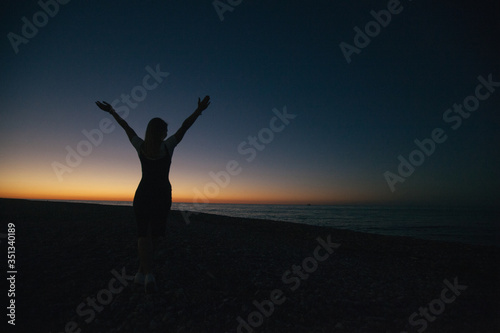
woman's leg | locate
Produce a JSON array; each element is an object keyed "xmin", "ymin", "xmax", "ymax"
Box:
[{"xmin": 138, "ymin": 236, "xmax": 153, "ymax": 275}]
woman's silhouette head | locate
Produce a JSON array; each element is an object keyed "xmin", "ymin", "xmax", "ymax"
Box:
[
  {"xmin": 145, "ymin": 117, "xmax": 168, "ymax": 141},
  {"xmin": 143, "ymin": 118, "xmax": 168, "ymax": 156}
]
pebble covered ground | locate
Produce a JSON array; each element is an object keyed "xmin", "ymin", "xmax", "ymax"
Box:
[{"xmin": 1, "ymin": 198, "xmax": 499, "ymax": 333}]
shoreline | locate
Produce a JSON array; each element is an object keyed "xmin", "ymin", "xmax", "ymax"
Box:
[
  {"xmin": 1, "ymin": 198, "xmax": 499, "ymax": 332},
  {"xmin": 10, "ymin": 196, "xmax": 500, "ymax": 208},
  {"xmin": 9, "ymin": 197, "xmax": 500, "ymax": 248}
]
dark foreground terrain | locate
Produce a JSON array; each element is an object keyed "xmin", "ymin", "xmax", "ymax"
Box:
[{"xmin": 0, "ymin": 198, "xmax": 499, "ymax": 332}]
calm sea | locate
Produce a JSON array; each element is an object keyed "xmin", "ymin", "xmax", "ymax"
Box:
[{"xmin": 58, "ymin": 200, "xmax": 499, "ymax": 247}]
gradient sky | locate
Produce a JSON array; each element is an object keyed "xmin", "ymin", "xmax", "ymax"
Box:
[{"xmin": 0, "ymin": 0, "xmax": 498, "ymax": 206}]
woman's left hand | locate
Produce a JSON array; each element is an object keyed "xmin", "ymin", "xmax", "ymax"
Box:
[{"xmin": 197, "ymin": 96, "xmax": 211, "ymax": 112}]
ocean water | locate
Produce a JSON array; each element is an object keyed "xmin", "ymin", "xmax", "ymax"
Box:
[{"xmin": 59, "ymin": 200, "xmax": 499, "ymax": 247}]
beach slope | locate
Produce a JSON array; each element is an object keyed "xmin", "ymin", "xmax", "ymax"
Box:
[{"xmin": 0, "ymin": 198, "xmax": 499, "ymax": 332}]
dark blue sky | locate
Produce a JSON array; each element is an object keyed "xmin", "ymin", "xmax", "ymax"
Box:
[{"xmin": 0, "ymin": 0, "xmax": 498, "ymax": 206}]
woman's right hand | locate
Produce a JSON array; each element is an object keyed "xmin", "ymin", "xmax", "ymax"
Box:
[{"xmin": 95, "ymin": 101, "xmax": 114, "ymax": 113}]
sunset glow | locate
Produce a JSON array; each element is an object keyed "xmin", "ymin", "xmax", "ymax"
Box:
[{"xmin": 0, "ymin": 1, "xmax": 497, "ymax": 207}]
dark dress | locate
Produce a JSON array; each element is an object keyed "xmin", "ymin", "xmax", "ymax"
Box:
[{"xmin": 132, "ymin": 138, "xmax": 175, "ymax": 238}]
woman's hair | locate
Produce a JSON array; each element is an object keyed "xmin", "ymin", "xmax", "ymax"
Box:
[{"xmin": 143, "ymin": 117, "xmax": 167, "ymax": 157}]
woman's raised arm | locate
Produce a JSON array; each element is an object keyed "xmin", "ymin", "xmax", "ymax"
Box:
[
  {"xmin": 95, "ymin": 101, "xmax": 137, "ymax": 141},
  {"xmin": 173, "ymin": 96, "xmax": 211, "ymax": 143}
]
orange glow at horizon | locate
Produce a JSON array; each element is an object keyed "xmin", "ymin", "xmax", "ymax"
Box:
[
  {"xmin": 0, "ymin": 185, "xmax": 349, "ymax": 205},
  {"xmin": 0, "ymin": 168, "xmax": 367, "ymax": 205},
  {"xmin": 0, "ymin": 153, "xmax": 381, "ymax": 205},
  {"xmin": 0, "ymin": 179, "xmax": 379, "ymax": 205}
]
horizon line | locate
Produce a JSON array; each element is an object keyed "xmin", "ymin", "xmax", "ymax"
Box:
[{"xmin": 1, "ymin": 196, "xmax": 497, "ymax": 209}]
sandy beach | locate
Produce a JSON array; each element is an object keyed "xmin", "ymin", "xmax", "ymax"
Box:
[{"xmin": 1, "ymin": 198, "xmax": 499, "ymax": 332}]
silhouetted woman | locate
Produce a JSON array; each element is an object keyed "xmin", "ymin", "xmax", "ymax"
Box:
[{"xmin": 95, "ymin": 96, "xmax": 210, "ymax": 293}]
